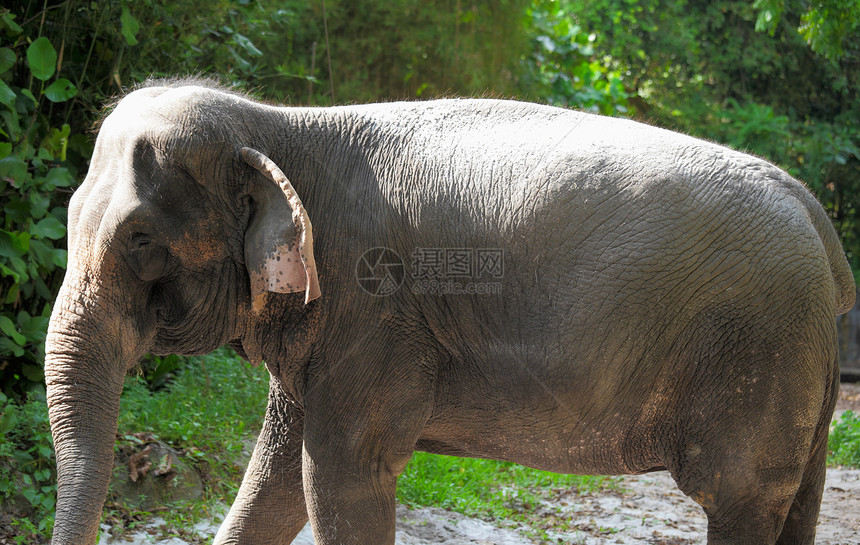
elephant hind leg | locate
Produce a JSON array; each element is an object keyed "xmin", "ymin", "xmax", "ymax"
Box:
[
  {"xmin": 775, "ymin": 361, "xmax": 839, "ymax": 545},
  {"xmin": 773, "ymin": 432, "xmax": 827, "ymax": 545},
  {"xmin": 668, "ymin": 436, "xmax": 809, "ymax": 544},
  {"xmin": 678, "ymin": 409, "xmax": 832, "ymax": 545},
  {"xmin": 676, "ymin": 465, "xmax": 802, "ymax": 545},
  {"xmin": 657, "ymin": 293, "xmax": 839, "ymax": 544},
  {"xmin": 665, "ymin": 364, "xmax": 829, "ymax": 544}
]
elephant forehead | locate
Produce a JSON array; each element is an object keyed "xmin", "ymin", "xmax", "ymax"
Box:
[
  {"xmin": 110, "ymin": 86, "xmax": 208, "ymax": 123},
  {"xmin": 101, "ymin": 92, "xmax": 180, "ymax": 142},
  {"xmin": 105, "ymin": 85, "xmax": 250, "ymax": 144}
]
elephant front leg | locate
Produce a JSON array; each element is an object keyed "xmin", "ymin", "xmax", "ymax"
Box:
[
  {"xmin": 301, "ymin": 441, "xmax": 411, "ymax": 545},
  {"xmin": 214, "ymin": 379, "xmax": 307, "ymax": 545},
  {"xmin": 300, "ymin": 335, "xmax": 437, "ymax": 545}
]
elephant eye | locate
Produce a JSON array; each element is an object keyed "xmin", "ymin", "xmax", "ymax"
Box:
[
  {"xmin": 127, "ymin": 233, "xmax": 168, "ymax": 282},
  {"xmin": 130, "ymin": 233, "xmax": 153, "ymax": 249}
]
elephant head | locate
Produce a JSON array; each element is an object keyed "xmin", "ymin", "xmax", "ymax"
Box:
[{"xmin": 45, "ymin": 82, "xmax": 320, "ymax": 543}]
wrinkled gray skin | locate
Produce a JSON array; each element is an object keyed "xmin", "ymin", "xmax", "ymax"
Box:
[{"xmin": 46, "ymin": 79, "xmax": 855, "ymax": 545}]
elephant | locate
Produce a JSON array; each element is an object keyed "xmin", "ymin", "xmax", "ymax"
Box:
[{"xmin": 45, "ymin": 77, "xmax": 855, "ymax": 545}]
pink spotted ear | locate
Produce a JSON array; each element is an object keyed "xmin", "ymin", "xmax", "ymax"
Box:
[{"xmin": 241, "ymin": 147, "xmax": 321, "ymax": 309}]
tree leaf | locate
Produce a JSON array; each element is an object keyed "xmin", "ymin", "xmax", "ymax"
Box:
[
  {"xmin": 4, "ymin": 282, "xmax": 19, "ymax": 304},
  {"xmin": 20, "ymin": 88, "xmax": 36, "ymax": 107},
  {"xmin": 34, "ymin": 275, "xmax": 53, "ymax": 300},
  {"xmin": 0, "ymin": 315, "xmax": 26, "ymax": 345},
  {"xmin": 233, "ymin": 33, "xmax": 263, "ymax": 57},
  {"xmin": 44, "ymin": 78, "xmax": 77, "ymax": 103},
  {"xmin": 0, "ymin": 79, "xmax": 15, "ymax": 108},
  {"xmin": 21, "ymin": 364, "xmax": 44, "ymax": 382},
  {"xmin": 226, "ymin": 45, "xmax": 251, "ymax": 71},
  {"xmin": 29, "ymin": 191, "xmax": 50, "ymax": 219},
  {"xmin": 52, "ymin": 247, "xmax": 68, "ymax": 268},
  {"xmin": 0, "ymin": 47, "xmax": 15, "ymax": 73},
  {"xmin": 31, "ymin": 217, "xmax": 66, "ymax": 240},
  {"xmin": 2, "ymin": 109, "xmax": 22, "ymax": 140},
  {"xmin": 0, "ymin": 336, "xmax": 25, "ymax": 357},
  {"xmin": 0, "ymin": 228, "xmax": 30, "ymax": 258},
  {"xmin": 27, "ymin": 37, "xmax": 57, "ymax": 81},
  {"xmin": 0, "ymin": 12, "xmax": 24, "ymax": 36},
  {"xmin": 44, "ymin": 166, "xmax": 74, "ymax": 189},
  {"xmin": 121, "ymin": 2, "xmax": 141, "ymax": 46},
  {"xmin": 40, "ymin": 494, "xmax": 55, "ymax": 511},
  {"xmin": 20, "ymin": 314, "xmax": 48, "ymax": 342},
  {"xmin": 29, "ymin": 239, "xmax": 54, "ymax": 267}
]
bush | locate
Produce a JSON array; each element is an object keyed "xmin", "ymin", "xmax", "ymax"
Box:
[
  {"xmin": 1, "ymin": 347, "xmax": 270, "ymax": 542},
  {"xmin": 0, "ymin": 390, "xmax": 56, "ymax": 542},
  {"xmin": 521, "ymin": 1, "xmax": 632, "ymax": 115},
  {"xmin": 1, "ymin": 11, "xmax": 83, "ymax": 398},
  {"xmin": 829, "ymin": 411, "xmax": 860, "ymax": 468}
]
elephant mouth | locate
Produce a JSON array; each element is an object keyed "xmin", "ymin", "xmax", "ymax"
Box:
[
  {"xmin": 149, "ymin": 271, "xmax": 245, "ymax": 356},
  {"xmin": 151, "ymin": 281, "xmax": 188, "ymax": 326}
]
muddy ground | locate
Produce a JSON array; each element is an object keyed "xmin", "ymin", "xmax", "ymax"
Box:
[{"xmin": 99, "ymin": 383, "xmax": 860, "ymax": 545}]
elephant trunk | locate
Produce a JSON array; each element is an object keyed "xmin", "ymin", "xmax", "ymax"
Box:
[{"xmin": 45, "ymin": 283, "xmax": 129, "ymax": 544}]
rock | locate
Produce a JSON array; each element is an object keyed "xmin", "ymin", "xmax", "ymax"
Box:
[{"xmin": 109, "ymin": 439, "xmax": 203, "ymax": 510}]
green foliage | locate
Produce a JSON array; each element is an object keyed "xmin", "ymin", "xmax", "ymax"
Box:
[
  {"xmin": 522, "ymin": 1, "xmax": 631, "ymax": 115},
  {"xmin": 1, "ymin": 10, "xmax": 79, "ymax": 397},
  {"xmin": 0, "ymin": 390, "xmax": 56, "ymax": 541},
  {"xmin": 829, "ymin": 411, "xmax": 860, "ymax": 468},
  {"xmin": 26, "ymin": 38, "xmax": 58, "ymax": 81},
  {"xmin": 1, "ymin": 348, "xmax": 268, "ymax": 541},
  {"xmin": 137, "ymin": 354, "xmax": 189, "ymax": 391},
  {"xmin": 120, "ymin": 1, "xmax": 141, "ymax": 46},
  {"xmin": 255, "ymin": 0, "xmax": 629, "ymax": 108},
  {"xmin": 0, "ymin": 0, "xmax": 274, "ymax": 396},
  {"xmin": 106, "ymin": 1, "xmax": 270, "ymax": 85},
  {"xmin": 120, "ymin": 348, "xmax": 268, "ymax": 454},
  {"xmin": 238, "ymin": 0, "xmax": 533, "ymax": 104},
  {"xmin": 754, "ymin": 0, "xmax": 860, "ymax": 61}
]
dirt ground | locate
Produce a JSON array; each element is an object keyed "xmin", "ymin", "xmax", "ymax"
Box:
[
  {"xmin": 377, "ymin": 467, "xmax": 860, "ymax": 545},
  {"xmin": 101, "ymin": 383, "xmax": 860, "ymax": 545}
]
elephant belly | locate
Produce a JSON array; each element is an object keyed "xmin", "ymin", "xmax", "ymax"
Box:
[{"xmin": 417, "ymin": 375, "xmax": 666, "ymax": 475}]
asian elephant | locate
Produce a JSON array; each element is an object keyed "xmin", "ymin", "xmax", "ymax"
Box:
[{"xmin": 45, "ymin": 78, "xmax": 855, "ymax": 545}]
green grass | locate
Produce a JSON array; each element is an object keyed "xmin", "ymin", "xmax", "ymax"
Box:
[
  {"xmin": 829, "ymin": 411, "xmax": 860, "ymax": 467},
  {"xmin": 397, "ymin": 451, "xmax": 618, "ymax": 535},
  {"xmin": 120, "ymin": 347, "xmax": 270, "ymax": 456}
]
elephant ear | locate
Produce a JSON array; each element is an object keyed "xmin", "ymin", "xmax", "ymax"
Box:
[{"xmin": 241, "ymin": 147, "xmax": 321, "ymax": 310}]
